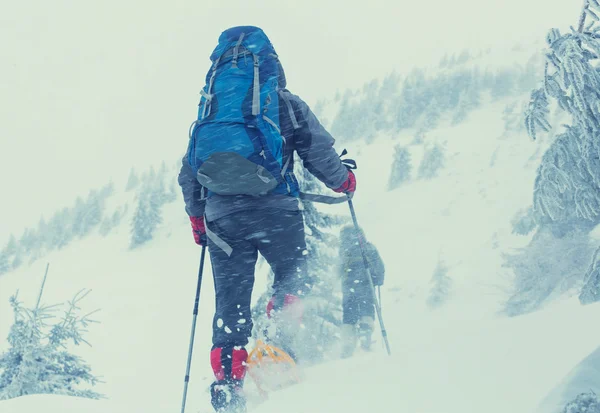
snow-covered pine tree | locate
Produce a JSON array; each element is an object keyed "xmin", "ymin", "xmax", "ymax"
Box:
[
  {"xmin": 329, "ymin": 82, "xmax": 382, "ymax": 143},
  {"xmin": 388, "ymin": 145, "xmax": 412, "ymax": 190},
  {"xmin": 4, "ymin": 235, "xmax": 18, "ymax": 259},
  {"xmin": 0, "ymin": 266, "xmax": 102, "ymax": 400},
  {"xmin": 330, "ymin": 90, "xmax": 354, "ymax": 141},
  {"xmin": 11, "ymin": 233, "xmax": 28, "ymax": 270},
  {"xmin": 411, "ymin": 131, "xmax": 426, "ymax": 146},
  {"xmin": 125, "ymin": 167, "xmax": 140, "ymax": 192},
  {"xmin": 523, "ymin": 1, "xmax": 600, "ymax": 304},
  {"xmin": 420, "ymin": 97, "xmax": 442, "ymax": 132},
  {"xmin": 394, "ymin": 68, "xmax": 431, "ymax": 130},
  {"xmin": 452, "ymin": 76, "xmax": 482, "ymax": 126},
  {"xmin": 490, "ymin": 69, "xmax": 515, "ymax": 100},
  {"xmin": 130, "ymin": 161, "xmax": 184, "ymax": 248},
  {"xmin": 580, "ymin": 245, "xmax": 600, "ymax": 304},
  {"xmin": 417, "ymin": 143, "xmax": 446, "ymax": 180},
  {"xmin": 25, "ymin": 219, "xmax": 46, "ymax": 264},
  {"xmin": 376, "ymin": 71, "xmax": 401, "ymax": 130},
  {"xmin": 562, "ymin": 391, "xmax": 600, "ymax": 413},
  {"xmin": 37, "ymin": 217, "xmax": 49, "ymax": 253},
  {"xmin": 130, "ymin": 177, "xmax": 164, "ymax": 249},
  {"xmin": 363, "ymin": 78, "xmax": 387, "ymax": 136},
  {"xmin": 503, "ymin": 225, "xmax": 595, "ymax": 316},
  {"xmin": 147, "ymin": 184, "xmax": 165, "ymax": 228},
  {"xmin": 0, "ymin": 250, "xmax": 10, "ymax": 276},
  {"xmin": 130, "ymin": 189, "xmax": 152, "ymax": 248},
  {"xmin": 0, "ymin": 235, "xmax": 18, "ymax": 275},
  {"xmin": 156, "ymin": 166, "xmax": 178, "ymax": 204},
  {"xmin": 426, "ymin": 258, "xmax": 453, "ymax": 309},
  {"xmin": 47, "ymin": 208, "xmax": 73, "ymax": 250},
  {"xmin": 11, "ymin": 253, "xmax": 23, "ymax": 272},
  {"xmin": 99, "ymin": 216, "xmax": 113, "ymax": 238},
  {"xmin": 159, "ymin": 160, "xmax": 168, "ymax": 177},
  {"xmin": 455, "ymin": 49, "xmax": 471, "ymax": 65},
  {"xmin": 99, "ymin": 205, "xmax": 127, "ymax": 237},
  {"xmin": 70, "ymin": 197, "xmax": 87, "ymax": 239},
  {"xmin": 80, "ymin": 190, "xmax": 105, "ymax": 236},
  {"xmin": 439, "ymin": 53, "xmax": 450, "ymax": 68},
  {"xmin": 18, "ymin": 228, "xmax": 37, "ymax": 260},
  {"xmin": 525, "ymin": 1, "xmax": 600, "ymax": 222},
  {"xmin": 167, "ymin": 180, "xmax": 179, "ymax": 203}
]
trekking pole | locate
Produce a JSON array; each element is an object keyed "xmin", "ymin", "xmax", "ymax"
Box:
[
  {"xmin": 181, "ymin": 246, "xmax": 207, "ymax": 413},
  {"xmin": 347, "ymin": 197, "xmax": 392, "ymax": 356},
  {"xmin": 377, "ymin": 285, "xmax": 384, "ymax": 350}
]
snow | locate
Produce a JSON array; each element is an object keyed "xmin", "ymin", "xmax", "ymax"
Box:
[
  {"xmin": 255, "ymin": 298, "xmax": 600, "ymax": 413},
  {"xmin": 2, "ymin": 394, "xmax": 110, "ymax": 413},
  {"xmin": 2, "ymin": 41, "xmax": 600, "ymax": 413},
  {"xmin": 537, "ymin": 345, "xmax": 600, "ymax": 413}
]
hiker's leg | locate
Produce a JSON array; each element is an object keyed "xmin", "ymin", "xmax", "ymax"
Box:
[
  {"xmin": 206, "ymin": 214, "xmax": 257, "ymax": 411},
  {"xmin": 252, "ymin": 209, "xmax": 308, "ymax": 357},
  {"xmin": 342, "ymin": 281, "xmax": 360, "ymax": 325},
  {"xmin": 254, "ymin": 209, "xmax": 309, "ymax": 307},
  {"xmin": 356, "ymin": 279, "xmax": 375, "ymax": 321},
  {"xmin": 341, "ymin": 283, "xmax": 359, "ymax": 357},
  {"xmin": 356, "ymin": 281, "xmax": 375, "ymax": 350}
]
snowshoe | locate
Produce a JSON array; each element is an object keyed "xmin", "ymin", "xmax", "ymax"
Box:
[{"xmin": 246, "ymin": 339, "xmax": 300, "ymax": 398}]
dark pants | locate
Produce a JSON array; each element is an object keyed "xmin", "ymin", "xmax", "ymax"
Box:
[
  {"xmin": 206, "ymin": 208, "xmax": 308, "ymax": 351},
  {"xmin": 342, "ymin": 278, "xmax": 374, "ymax": 325}
]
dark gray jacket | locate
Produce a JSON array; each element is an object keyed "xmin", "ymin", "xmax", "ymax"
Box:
[
  {"xmin": 178, "ymin": 89, "xmax": 349, "ymax": 222},
  {"xmin": 340, "ymin": 241, "xmax": 385, "ymax": 287}
]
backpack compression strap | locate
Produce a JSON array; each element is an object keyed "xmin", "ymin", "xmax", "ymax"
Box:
[
  {"xmin": 201, "ymin": 55, "xmax": 222, "ymax": 121},
  {"xmin": 200, "ymin": 34, "xmax": 262, "ymax": 120}
]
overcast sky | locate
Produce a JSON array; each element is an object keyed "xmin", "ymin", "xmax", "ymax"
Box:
[{"xmin": 0, "ymin": 0, "xmax": 580, "ymax": 236}]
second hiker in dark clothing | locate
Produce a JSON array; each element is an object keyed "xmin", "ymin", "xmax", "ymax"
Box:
[{"xmin": 338, "ymin": 225, "xmax": 385, "ymax": 357}]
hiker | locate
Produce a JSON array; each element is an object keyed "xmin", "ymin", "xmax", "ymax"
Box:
[
  {"xmin": 338, "ymin": 225, "xmax": 385, "ymax": 358},
  {"xmin": 177, "ymin": 26, "xmax": 356, "ymax": 413}
]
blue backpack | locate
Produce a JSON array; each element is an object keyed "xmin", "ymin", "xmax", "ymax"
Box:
[{"xmin": 187, "ymin": 26, "xmax": 298, "ymax": 197}]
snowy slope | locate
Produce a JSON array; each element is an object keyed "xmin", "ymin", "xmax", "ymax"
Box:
[
  {"xmin": 537, "ymin": 345, "xmax": 600, "ymax": 413},
  {"xmin": 2, "ymin": 45, "xmax": 600, "ymax": 413},
  {"xmin": 4, "ymin": 294, "xmax": 600, "ymax": 413}
]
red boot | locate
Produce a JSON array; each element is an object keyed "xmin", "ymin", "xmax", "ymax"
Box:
[{"xmin": 210, "ymin": 346, "xmax": 248, "ymax": 412}]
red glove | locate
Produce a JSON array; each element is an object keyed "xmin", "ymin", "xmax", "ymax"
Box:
[
  {"xmin": 189, "ymin": 216, "xmax": 207, "ymax": 246},
  {"xmin": 333, "ymin": 170, "xmax": 356, "ymax": 194}
]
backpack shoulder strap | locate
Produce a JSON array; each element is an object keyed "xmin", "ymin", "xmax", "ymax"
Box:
[
  {"xmin": 252, "ymin": 54, "xmax": 260, "ymax": 116},
  {"xmin": 278, "ymin": 89, "xmax": 300, "ymax": 130}
]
